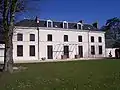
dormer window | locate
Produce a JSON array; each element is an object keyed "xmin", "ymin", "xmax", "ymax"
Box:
[
  {"xmin": 77, "ymin": 23, "xmax": 82, "ymax": 30},
  {"xmin": 47, "ymin": 20, "xmax": 53, "ymax": 27},
  {"xmin": 63, "ymin": 21, "xmax": 68, "ymax": 29}
]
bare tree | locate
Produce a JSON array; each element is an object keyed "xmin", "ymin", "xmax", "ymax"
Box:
[
  {"xmin": 0, "ymin": 0, "xmax": 41, "ymax": 73},
  {"xmin": 0, "ymin": 0, "xmax": 25, "ymax": 73}
]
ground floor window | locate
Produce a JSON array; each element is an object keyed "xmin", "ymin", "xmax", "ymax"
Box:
[
  {"xmin": 17, "ymin": 45, "xmax": 23, "ymax": 56},
  {"xmin": 30, "ymin": 45, "xmax": 35, "ymax": 56},
  {"xmin": 91, "ymin": 45, "xmax": 95, "ymax": 55},
  {"xmin": 99, "ymin": 46, "xmax": 102, "ymax": 54}
]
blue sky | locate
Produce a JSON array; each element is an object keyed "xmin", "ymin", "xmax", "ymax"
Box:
[{"xmin": 17, "ymin": 0, "xmax": 120, "ymax": 27}]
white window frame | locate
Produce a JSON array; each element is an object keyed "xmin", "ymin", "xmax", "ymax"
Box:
[
  {"xmin": 77, "ymin": 22, "xmax": 83, "ymax": 30},
  {"xmin": 63, "ymin": 21, "xmax": 68, "ymax": 29},
  {"xmin": 47, "ymin": 20, "xmax": 53, "ymax": 27}
]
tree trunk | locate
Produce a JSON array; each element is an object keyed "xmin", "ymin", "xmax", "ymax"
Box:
[
  {"xmin": 2, "ymin": 0, "xmax": 17, "ymax": 73},
  {"xmin": 3, "ymin": 29, "xmax": 13, "ymax": 73}
]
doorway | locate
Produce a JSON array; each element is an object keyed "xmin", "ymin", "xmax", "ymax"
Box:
[
  {"xmin": 47, "ymin": 45, "xmax": 53, "ymax": 59},
  {"xmin": 78, "ymin": 46, "xmax": 83, "ymax": 57},
  {"xmin": 64, "ymin": 46, "xmax": 69, "ymax": 58}
]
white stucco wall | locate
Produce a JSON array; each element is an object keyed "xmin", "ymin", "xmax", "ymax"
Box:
[
  {"xmin": 88, "ymin": 31, "xmax": 105, "ymax": 58},
  {"xmin": 106, "ymin": 48, "xmax": 118, "ymax": 57},
  {"xmin": 39, "ymin": 28, "xmax": 90, "ymax": 60},
  {"xmin": 13, "ymin": 28, "xmax": 38, "ymax": 62},
  {"xmin": 0, "ymin": 44, "xmax": 5, "ymax": 63},
  {"xmin": 12, "ymin": 27, "xmax": 105, "ymax": 62}
]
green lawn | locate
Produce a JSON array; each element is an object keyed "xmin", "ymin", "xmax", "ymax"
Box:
[{"xmin": 0, "ymin": 59, "xmax": 120, "ymax": 90}]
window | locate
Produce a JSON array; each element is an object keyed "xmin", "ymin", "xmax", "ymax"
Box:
[
  {"xmin": 91, "ymin": 46, "xmax": 95, "ymax": 55},
  {"xmin": 17, "ymin": 45, "xmax": 23, "ymax": 56},
  {"xmin": 30, "ymin": 45, "xmax": 35, "ymax": 56},
  {"xmin": 47, "ymin": 34, "xmax": 52, "ymax": 41},
  {"xmin": 91, "ymin": 36, "xmax": 94, "ymax": 42},
  {"xmin": 99, "ymin": 46, "xmax": 102, "ymax": 54},
  {"xmin": 63, "ymin": 21, "xmax": 68, "ymax": 29},
  {"xmin": 47, "ymin": 20, "xmax": 53, "ymax": 27},
  {"xmin": 77, "ymin": 23, "xmax": 82, "ymax": 29},
  {"xmin": 17, "ymin": 33, "xmax": 23, "ymax": 41},
  {"xmin": 30, "ymin": 34, "xmax": 35, "ymax": 41},
  {"xmin": 78, "ymin": 35, "xmax": 82, "ymax": 42},
  {"xmin": 64, "ymin": 35, "xmax": 68, "ymax": 42},
  {"xmin": 98, "ymin": 37, "xmax": 102, "ymax": 42}
]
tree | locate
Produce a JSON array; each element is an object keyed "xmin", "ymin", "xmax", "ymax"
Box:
[
  {"xmin": 0, "ymin": 0, "xmax": 25, "ymax": 73},
  {"xmin": 0, "ymin": 0, "xmax": 41, "ymax": 73},
  {"xmin": 101, "ymin": 17, "xmax": 120, "ymax": 48}
]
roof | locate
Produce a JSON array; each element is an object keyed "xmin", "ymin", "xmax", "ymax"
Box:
[{"xmin": 15, "ymin": 19, "xmax": 99, "ymax": 31}]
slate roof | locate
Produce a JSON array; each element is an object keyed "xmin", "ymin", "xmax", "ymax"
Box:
[{"xmin": 15, "ymin": 19, "xmax": 99, "ymax": 31}]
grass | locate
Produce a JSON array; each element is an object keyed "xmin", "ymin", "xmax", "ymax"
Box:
[{"xmin": 0, "ymin": 59, "xmax": 120, "ymax": 90}]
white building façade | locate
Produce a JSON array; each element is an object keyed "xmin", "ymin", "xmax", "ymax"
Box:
[{"xmin": 10, "ymin": 19, "xmax": 106, "ymax": 62}]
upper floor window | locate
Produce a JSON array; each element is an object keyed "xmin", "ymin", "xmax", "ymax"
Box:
[
  {"xmin": 17, "ymin": 33, "xmax": 23, "ymax": 41},
  {"xmin": 30, "ymin": 34, "xmax": 35, "ymax": 41},
  {"xmin": 77, "ymin": 23, "xmax": 82, "ymax": 30},
  {"xmin": 64, "ymin": 35, "xmax": 68, "ymax": 42},
  {"xmin": 91, "ymin": 36, "xmax": 94, "ymax": 42},
  {"xmin": 63, "ymin": 21, "xmax": 68, "ymax": 29},
  {"xmin": 78, "ymin": 35, "xmax": 82, "ymax": 42},
  {"xmin": 47, "ymin": 20, "xmax": 53, "ymax": 27},
  {"xmin": 47, "ymin": 34, "xmax": 52, "ymax": 41},
  {"xmin": 98, "ymin": 37, "xmax": 102, "ymax": 42}
]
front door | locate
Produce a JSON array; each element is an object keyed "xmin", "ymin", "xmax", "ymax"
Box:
[
  {"xmin": 47, "ymin": 45, "xmax": 53, "ymax": 59},
  {"xmin": 64, "ymin": 46, "xmax": 69, "ymax": 58},
  {"xmin": 78, "ymin": 46, "xmax": 83, "ymax": 57}
]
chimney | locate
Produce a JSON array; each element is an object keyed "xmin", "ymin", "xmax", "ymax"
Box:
[
  {"xmin": 35, "ymin": 16, "xmax": 40, "ymax": 24},
  {"xmin": 79, "ymin": 20, "xmax": 83, "ymax": 24},
  {"xmin": 92, "ymin": 21, "xmax": 98, "ymax": 29}
]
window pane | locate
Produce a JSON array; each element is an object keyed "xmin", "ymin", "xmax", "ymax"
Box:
[
  {"xmin": 17, "ymin": 33, "xmax": 23, "ymax": 41},
  {"xmin": 91, "ymin": 36, "xmax": 94, "ymax": 42},
  {"xmin": 98, "ymin": 37, "xmax": 102, "ymax": 42},
  {"xmin": 99, "ymin": 46, "xmax": 102, "ymax": 54},
  {"xmin": 17, "ymin": 45, "xmax": 23, "ymax": 56},
  {"xmin": 64, "ymin": 35, "xmax": 68, "ymax": 42},
  {"xmin": 47, "ymin": 34, "xmax": 52, "ymax": 41},
  {"xmin": 78, "ymin": 36, "xmax": 82, "ymax": 42},
  {"xmin": 30, "ymin": 45, "xmax": 35, "ymax": 56},
  {"xmin": 91, "ymin": 46, "xmax": 95, "ymax": 55},
  {"xmin": 30, "ymin": 34, "xmax": 35, "ymax": 41}
]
